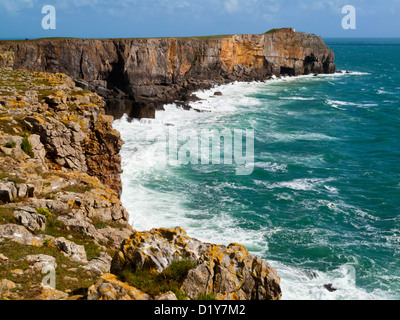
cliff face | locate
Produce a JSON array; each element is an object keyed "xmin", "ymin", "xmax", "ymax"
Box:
[{"xmin": 0, "ymin": 29, "xmax": 335, "ymax": 118}]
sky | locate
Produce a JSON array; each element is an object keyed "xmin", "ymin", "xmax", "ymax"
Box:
[{"xmin": 0, "ymin": 0, "xmax": 399, "ymax": 39}]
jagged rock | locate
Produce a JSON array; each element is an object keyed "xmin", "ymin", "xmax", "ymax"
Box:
[
  {"xmin": 0, "ymin": 223, "xmax": 47, "ymax": 247},
  {"xmin": 16, "ymin": 184, "xmax": 28, "ymax": 198},
  {"xmin": 57, "ymin": 211, "xmax": 103, "ymax": 240},
  {"xmin": 0, "ymin": 223, "xmax": 32, "ymax": 239},
  {"xmin": 111, "ymin": 227, "xmax": 207, "ymax": 274},
  {"xmin": 97, "ymin": 226, "xmax": 133, "ymax": 249},
  {"xmin": 111, "ymin": 227, "xmax": 282, "ymax": 300},
  {"xmin": 181, "ymin": 243, "xmax": 281, "ymax": 300},
  {"xmin": 14, "ymin": 207, "xmax": 46, "ymax": 232},
  {"xmin": 51, "ymin": 237, "xmax": 87, "ymax": 263},
  {"xmin": 28, "ymin": 134, "xmax": 48, "ymax": 171},
  {"xmin": 0, "ymin": 182, "xmax": 17, "ymax": 203},
  {"xmin": 0, "ymin": 279, "xmax": 16, "ymax": 296},
  {"xmin": 155, "ymin": 292, "xmax": 178, "ymax": 300},
  {"xmin": 81, "ymin": 252, "xmax": 112, "ymax": 276},
  {"xmin": 24, "ymin": 254, "xmax": 57, "ymax": 273},
  {"xmin": 37, "ymin": 285, "xmax": 68, "ymax": 300},
  {"xmin": 87, "ymin": 273, "xmax": 151, "ymax": 300},
  {"xmin": 0, "ymin": 51, "xmax": 14, "ymax": 68}
]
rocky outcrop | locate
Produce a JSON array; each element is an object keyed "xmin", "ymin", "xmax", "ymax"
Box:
[
  {"xmin": 110, "ymin": 227, "xmax": 282, "ymax": 300},
  {"xmin": 0, "ymin": 28, "xmax": 335, "ymax": 119},
  {"xmin": 0, "ymin": 69, "xmax": 123, "ymax": 196}
]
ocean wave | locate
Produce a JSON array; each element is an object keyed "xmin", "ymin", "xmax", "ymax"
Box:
[
  {"xmin": 326, "ymin": 99, "xmax": 379, "ymax": 109},
  {"xmin": 255, "ymin": 161, "xmax": 288, "ymax": 172},
  {"xmin": 256, "ymin": 177, "xmax": 336, "ymax": 191},
  {"xmin": 259, "ymin": 132, "xmax": 337, "ymax": 143},
  {"xmin": 272, "ymin": 260, "xmax": 392, "ymax": 300},
  {"xmin": 279, "ymin": 96, "xmax": 316, "ymax": 101}
]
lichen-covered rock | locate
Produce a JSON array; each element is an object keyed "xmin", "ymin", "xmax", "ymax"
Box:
[
  {"xmin": 111, "ymin": 227, "xmax": 282, "ymax": 300},
  {"xmin": 155, "ymin": 291, "xmax": 178, "ymax": 300},
  {"xmin": 0, "ymin": 279, "xmax": 16, "ymax": 297},
  {"xmin": 51, "ymin": 237, "xmax": 87, "ymax": 263},
  {"xmin": 24, "ymin": 254, "xmax": 57, "ymax": 273},
  {"xmin": 81, "ymin": 252, "xmax": 112, "ymax": 276},
  {"xmin": 111, "ymin": 227, "xmax": 207, "ymax": 274},
  {"xmin": 37, "ymin": 285, "xmax": 68, "ymax": 300},
  {"xmin": 87, "ymin": 273, "xmax": 151, "ymax": 300},
  {"xmin": 182, "ymin": 243, "xmax": 281, "ymax": 300}
]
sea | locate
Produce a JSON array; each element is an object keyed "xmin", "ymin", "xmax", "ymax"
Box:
[{"xmin": 113, "ymin": 38, "xmax": 400, "ymax": 300}]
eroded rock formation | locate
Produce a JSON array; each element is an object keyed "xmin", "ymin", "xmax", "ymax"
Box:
[{"xmin": 0, "ymin": 28, "xmax": 335, "ymax": 119}]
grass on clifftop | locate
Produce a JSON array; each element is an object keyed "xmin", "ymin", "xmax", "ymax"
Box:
[{"xmin": 0, "ymin": 239, "xmax": 99, "ymax": 300}]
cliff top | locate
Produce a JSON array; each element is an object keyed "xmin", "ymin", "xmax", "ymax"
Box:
[{"xmin": 0, "ymin": 28, "xmax": 305, "ymax": 43}]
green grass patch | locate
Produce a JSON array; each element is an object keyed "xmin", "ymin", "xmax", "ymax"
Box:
[
  {"xmin": 4, "ymin": 142, "xmax": 16, "ymax": 148},
  {"xmin": 70, "ymin": 90, "xmax": 91, "ymax": 97},
  {"xmin": 0, "ymin": 239, "xmax": 99, "ymax": 299},
  {"xmin": 119, "ymin": 259, "xmax": 198, "ymax": 300},
  {"xmin": 0, "ymin": 206, "xmax": 17, "ymax": 225},
  {"xmin": 196, "ymin": 293, "xmax": 217, "ymax": 300},
  {"xmin": 36, "ymin": 207, "xmax": 52, "ymax": 219},
  {"xmin": 21, "ymin": 134, "xmax": 33, "ymax": 157},
  {"xmin": 62, "ymin": 184, "xmax": 94, "ymax": 194},
  {"xmin": 264, "ymin": 29, "xmax": 279, "ymax": 34}
]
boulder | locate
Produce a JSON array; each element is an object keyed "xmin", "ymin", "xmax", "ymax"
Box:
[
  {"xmin": 24, "ymin": 254, "xmax": 57, "ymax": 273},
  {"xmin": 81, "ymin": 252, "xmax": 112, "ymax": 276},
  {"xmin": 87, "ymin": 273, "xmax": 151, "ymax": 300},
  {"xmin": 14, "ymin": 207, "xmax": 46, "ymax": 232},
  {"xmin": 155, "ymin": 291, "xmax": 178, "ymax": 300},
  {"xmin": 0, "ymin": 279, "xmax": 16, "ymax": 297},
  {"xmin": 0, "ymin": 182, "xmax": 17, "ymax": 203},
  {"xmin": 51, "ymin": 237, "xmax": 87, "ymax": 263},
  {"xmin": 37, "ymin": 285, "xmax": 68, "ymax": 300}
]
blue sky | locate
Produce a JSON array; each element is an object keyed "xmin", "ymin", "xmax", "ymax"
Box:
[{"xmin": 0, "ymin": 0, "xmax": 399, "ymax": 39}]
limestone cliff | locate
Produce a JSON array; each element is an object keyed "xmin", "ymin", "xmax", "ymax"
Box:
[
  {"xmin": 0, "ymin": 68, "xmax": 282, "ymax": 300},
  {"xmin": 0, "ymin": 28, "xmax": 335, "ymax": 118}
]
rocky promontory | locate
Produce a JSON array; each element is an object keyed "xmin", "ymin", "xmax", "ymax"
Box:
[
  {"xmin": 0, "ymin": 28, "xmax": 335, "ymax": 119},
  {"xmin": 0, "ymin": 68, "xmax": 281, "ymax": 300}
]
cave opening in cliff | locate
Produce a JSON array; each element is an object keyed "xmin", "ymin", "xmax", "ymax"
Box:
[{"xmin": 280, "ymin": 66, "xmax": 295, "ymax": 76}]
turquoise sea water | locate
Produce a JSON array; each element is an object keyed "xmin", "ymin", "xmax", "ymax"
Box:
[{"xmin": 113, "ymin": 39, "xmax": 400, "ymax": 300}]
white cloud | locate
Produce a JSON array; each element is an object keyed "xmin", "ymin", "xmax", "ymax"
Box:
[
  {"xmin": 0, "ymin": 0, "xmax": 33, "ymax": 13},
  {"xmin": 224, "ymin": 0, "xmax": 239, "ymax": 13}
]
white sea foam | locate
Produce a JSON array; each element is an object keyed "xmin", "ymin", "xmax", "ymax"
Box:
[
  {"xmin": 272, "ymin": 260, "xmax": 390, "ymax": 300},
  {"xmin": 255, "ymin": 161, "xmax": 288, "ymax": 173},
  {"xmin": 326, "ymin": 99, "xmax": 379, "ymax": 110},
  {"xmin": 255, "ymin": 177, "xmax": 336, "ymax": 192},
  {"xmin": 279, "ymin": 97, "xmax": 316, "ymax": 101},
  {"xmin": 258, "ymin": 132, "xmax": 337, "ymax": 143}
]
